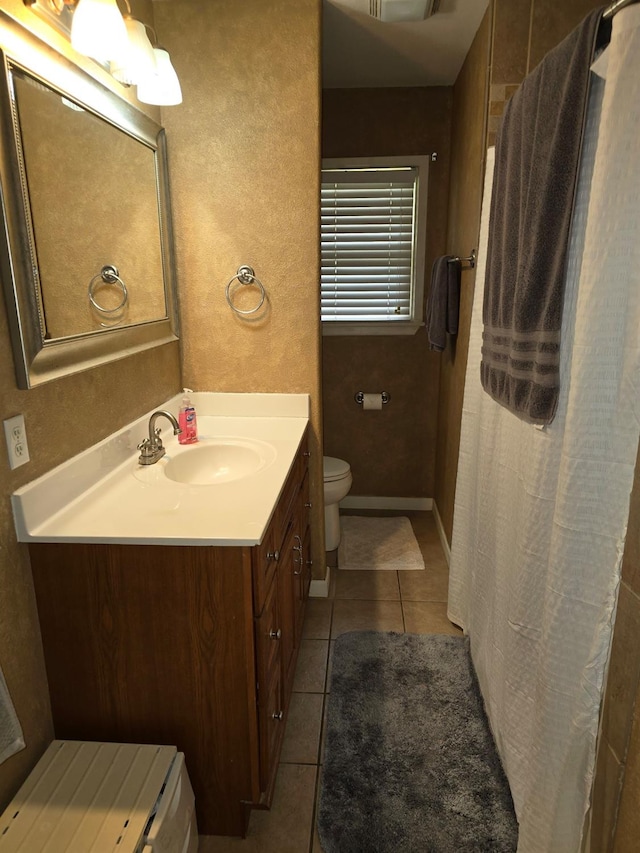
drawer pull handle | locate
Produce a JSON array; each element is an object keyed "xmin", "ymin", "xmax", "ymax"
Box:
[
  {"xmin": 267, "ymin": 550, "xmax": 280, "ymax": 561},
  {"xmin": 303, "ymin": 451, "xmax": 311, "ymax": 458},
  {"xmin": 293, "ymin": 533, "xmax": 304, "ymax": 574},
  {"xmin": 272, "ymin": 711, "xmax": 284, "ymax": 721},
  {"xmin": 269, "ymin": 628, "xmax": 282, "ymax": 640},
  {"xmin": 305, "ymin": 502, "xmax": 312, "ymax": 508},
  {"xmin": 306, "ymin": 560, "xmax": 313, "ymax": 567}
]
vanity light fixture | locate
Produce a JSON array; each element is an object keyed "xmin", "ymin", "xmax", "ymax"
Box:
[
  {"xmin": 23, "ymin": 0, "xmax": 182, "ymax": 105},
  {"xmin": 109, "ymin": 15, "xmax": 156, "ymax": 85},
  {"xmin": 136, "ymin": 46, "xmax": 182, "ymax": 106},
  {"xmin": 70, "ymin": 0, "xmax": 128, "ymax": 62}
]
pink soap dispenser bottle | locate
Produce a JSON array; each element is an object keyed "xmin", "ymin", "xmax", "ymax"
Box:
[{"xmin": 178, "ymin": 389, "xmax": 198, "ymax": 445}]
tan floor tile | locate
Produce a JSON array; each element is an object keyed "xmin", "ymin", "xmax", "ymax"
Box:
[
  {"xmin": 402, "ymin": 601, "xmax": 462, "ymax": 636},
  {"xmin": 334, "ymin": 569, "xmax": 400, "ymax": 601},
  {"xmin": 331, "ymin": 599, "xmax": 404, "ymax": 638},
  {"xmin": 293, "ymin": 640, "xmax": 329, "ymax": 693},
  {"xmin": 199, "ymin": 764, "xmax": 317, "ymax": 853},
  {"xmin": 327, "ymin": 565, "xmax": 337, "ymax": 600},
  {"xmin": 408, "ymin": 516, "xmax": 448, "ymax": 568},
  {"xmin": 406, "ymin": 510, "xmax": 440, "ymax": 539},
  {"xmin": 281, "ymin": 692, "xmax": 324, "ymax": 764},
  {"xmin": 302, "ymin": 598, "xmax": 333, "ymax": 639},
  {"xmin": 398, "ymin": 563, "xmax": 449, "ymax": 602}
]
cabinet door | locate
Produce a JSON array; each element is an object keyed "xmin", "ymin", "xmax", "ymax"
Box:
[
  {"xmin": 255, "ymin": 576, "xmax": 285, "ymax": 793},
  {"xmin": 292, "ymin": 470, "xmax": 311, "ymax": 648},
  {"xmin": 258, "ymin": 655, "xmax": 284, "ymax": 795},
  {"xmin": 252, "ymin": 519, "xmax": 278, "ymax": 616},
  {"xmin": 278, "ymin": 524, "xmax": 297, "ymax": 697},
  {"xmin": 293, "ymin": 526, "xmax": 312, "ymax": 649}
]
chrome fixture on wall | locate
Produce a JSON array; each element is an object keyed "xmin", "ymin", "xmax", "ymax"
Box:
[
  {"xmin": 22, "ymin": 0, "xmax": 182, "ymax": 105},
  {"xmin": 225, "ymin": 265, "xmax": 267, "ymax": 316},
  {"xmin": 88, "ymin": 264, "xmax": 129, "ymax": 326},
  {"xmin": 354, "ymin": 391, "xmax": 391, "ymax": 405},
  {"xmin": 448, "ymin": 249, "xmax": 477, "ymax": 270}
]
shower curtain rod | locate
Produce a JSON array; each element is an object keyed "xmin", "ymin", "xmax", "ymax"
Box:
[{"xmin": 603, "ymin": 0, "xmax": 638, "ymax": 19}]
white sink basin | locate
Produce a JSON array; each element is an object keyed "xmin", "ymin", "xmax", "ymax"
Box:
[{"xmin": 164, "ymin": 437, "xmax": 277, "ymax": 485}]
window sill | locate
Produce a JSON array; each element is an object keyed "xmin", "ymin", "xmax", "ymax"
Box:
[{"xmin": 322, "ymin": 322, "xmax": 423, "ymax": 337}]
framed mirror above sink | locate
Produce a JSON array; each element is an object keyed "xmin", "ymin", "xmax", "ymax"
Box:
[{"xmin": 0, "ymin": 11, "xmax": 179, "ymax": 388}]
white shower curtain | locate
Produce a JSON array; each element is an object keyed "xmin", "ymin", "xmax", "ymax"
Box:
[{"xmin": 448, "ymin": 8, "xmax": 640, "ymax": 853}]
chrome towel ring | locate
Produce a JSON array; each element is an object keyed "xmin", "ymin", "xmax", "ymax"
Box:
[
  {"xmin": 88, "ymin": 264, "xmax": 128, "ymax": 314},
  {"xmin": 225, "ymin": 265, "xmax": 266, "ymax": 315}
]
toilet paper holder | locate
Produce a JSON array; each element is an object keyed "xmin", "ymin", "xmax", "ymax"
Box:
[{"xmin": 354, "ymin": 391, "xmax": 391, "ymax": 405}]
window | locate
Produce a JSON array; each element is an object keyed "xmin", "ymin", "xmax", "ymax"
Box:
[{"xmin": 321, "ymin": 155, "xmax": 429, "ymax": 336}]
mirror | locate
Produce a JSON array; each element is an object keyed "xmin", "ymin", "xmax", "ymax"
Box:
[{"xmin": 0, "ymin": 13, "xmax": 178, "ymax": 388}]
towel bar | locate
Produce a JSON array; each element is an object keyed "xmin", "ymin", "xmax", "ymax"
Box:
[{"xmin": 448, "ymin": 249, "xmax": 476, "ymax": 270}]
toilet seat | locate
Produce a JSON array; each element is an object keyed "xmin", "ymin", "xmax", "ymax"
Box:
[{"xmin": 323, "ymin": 456, "xmax": 351, "ymax": 482}]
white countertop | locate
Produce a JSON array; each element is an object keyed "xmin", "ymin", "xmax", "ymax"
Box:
[{"xmin": 12, "ymin": 392, "xmax": 309, "ymax": 547}]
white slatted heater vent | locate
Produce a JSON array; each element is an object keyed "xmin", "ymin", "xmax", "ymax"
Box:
[
  {"xmin": 369, "ymin": 0, "xmax": 440, "ymax": 23},
  {"xmin": 0, "ymin": 740, "xmax": 197, "ymax": 853}
]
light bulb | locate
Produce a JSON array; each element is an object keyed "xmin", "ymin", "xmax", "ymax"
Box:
[
  {"xmin": 137, "ymin": 48, "xmax": 182, "ymax": 106},
  {"xmin": 71, "ymin": 0, "xmax": 129, "ymax": 64},
  {"xmin": 110, "ymin": 17, "xmax": 156, "ymax": 86}
]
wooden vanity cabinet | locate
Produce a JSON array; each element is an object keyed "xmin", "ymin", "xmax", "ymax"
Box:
[{"xmin": 28, "ymin": 430, "xmax": 311, "ymax": 838}]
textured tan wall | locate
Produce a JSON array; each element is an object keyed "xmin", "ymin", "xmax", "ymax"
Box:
[
  {"xmin": 321, "ymin": 88, "xmax": 452, "ymax": 497},
  {"xmin": 153, "ymin": 0, "xmax": 324, "ymax": 571},
  {"xmin": 433, "ymin": 13, "xmax": 491, "ymax": 540},
  {"xmin": 0, "ymin": 0, "xmax": 181, "ymax": 810}
]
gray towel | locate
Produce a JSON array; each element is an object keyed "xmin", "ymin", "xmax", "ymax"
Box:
[
  {"xmin": 427, "ymin": 255, "xmax": 461, "ymax": 352},
  {"xmin": 481, "ymin": 8, "xmax": 603, "ymax": 424}
]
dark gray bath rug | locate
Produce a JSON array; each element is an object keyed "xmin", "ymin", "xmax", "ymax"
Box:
[{"xmin": 318, "ymin": 631, "xmax": 518, "ymax": 853}]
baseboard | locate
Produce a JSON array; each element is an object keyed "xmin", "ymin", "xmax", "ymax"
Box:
[
  {"xmin": 310, "ymin": 566, "xmax": 331, "ymax": 598},
  {"xmin": 339, "ymin": 496, "xmax": 433, "ymax": 511},
  {"xmin": 432, "ymin": 500, "xmax": 451, "ymax": 566}
]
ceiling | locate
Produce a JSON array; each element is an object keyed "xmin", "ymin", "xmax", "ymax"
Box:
[{"xmin": 323, "ymin": 0, "xmax": 489, "ymax": 88}]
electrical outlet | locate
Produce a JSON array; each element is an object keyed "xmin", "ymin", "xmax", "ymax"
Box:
[{"xmin": 4, "ymin": 414, "xmax": 30, "ymax": 470}]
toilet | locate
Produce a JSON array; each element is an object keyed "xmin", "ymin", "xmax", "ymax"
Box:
[{"xmin": 323, "ymin": 456, "xmax": 353, "ymax": 551}]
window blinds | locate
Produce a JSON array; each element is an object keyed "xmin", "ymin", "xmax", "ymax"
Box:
[{"xmin": 321, "ymin": 167, "xmax": 417, "ymax": 322}]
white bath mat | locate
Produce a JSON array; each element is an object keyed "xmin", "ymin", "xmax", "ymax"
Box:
[{"xmin": 338, "ymin": 516, "xmax": 425, "ymax": 571}]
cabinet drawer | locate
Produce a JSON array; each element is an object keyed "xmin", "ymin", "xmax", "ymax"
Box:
[{"xmin": 255, "ymin": 574, "xmax": 282, "ymax": 689}]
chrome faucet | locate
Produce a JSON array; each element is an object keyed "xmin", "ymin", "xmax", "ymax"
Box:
[{"xmin": 138, "ymin": 410, "xmax": 182, "ymax": 465}]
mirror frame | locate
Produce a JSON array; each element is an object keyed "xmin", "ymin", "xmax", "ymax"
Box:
[{"xmin": 0, "ymin": 12, "xmax": 179, "ymax": 389}]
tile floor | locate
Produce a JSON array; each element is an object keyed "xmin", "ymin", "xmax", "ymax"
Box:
[{"xmin": 199, "ymin": 510, "xmax": 462, "ymax": 853}]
